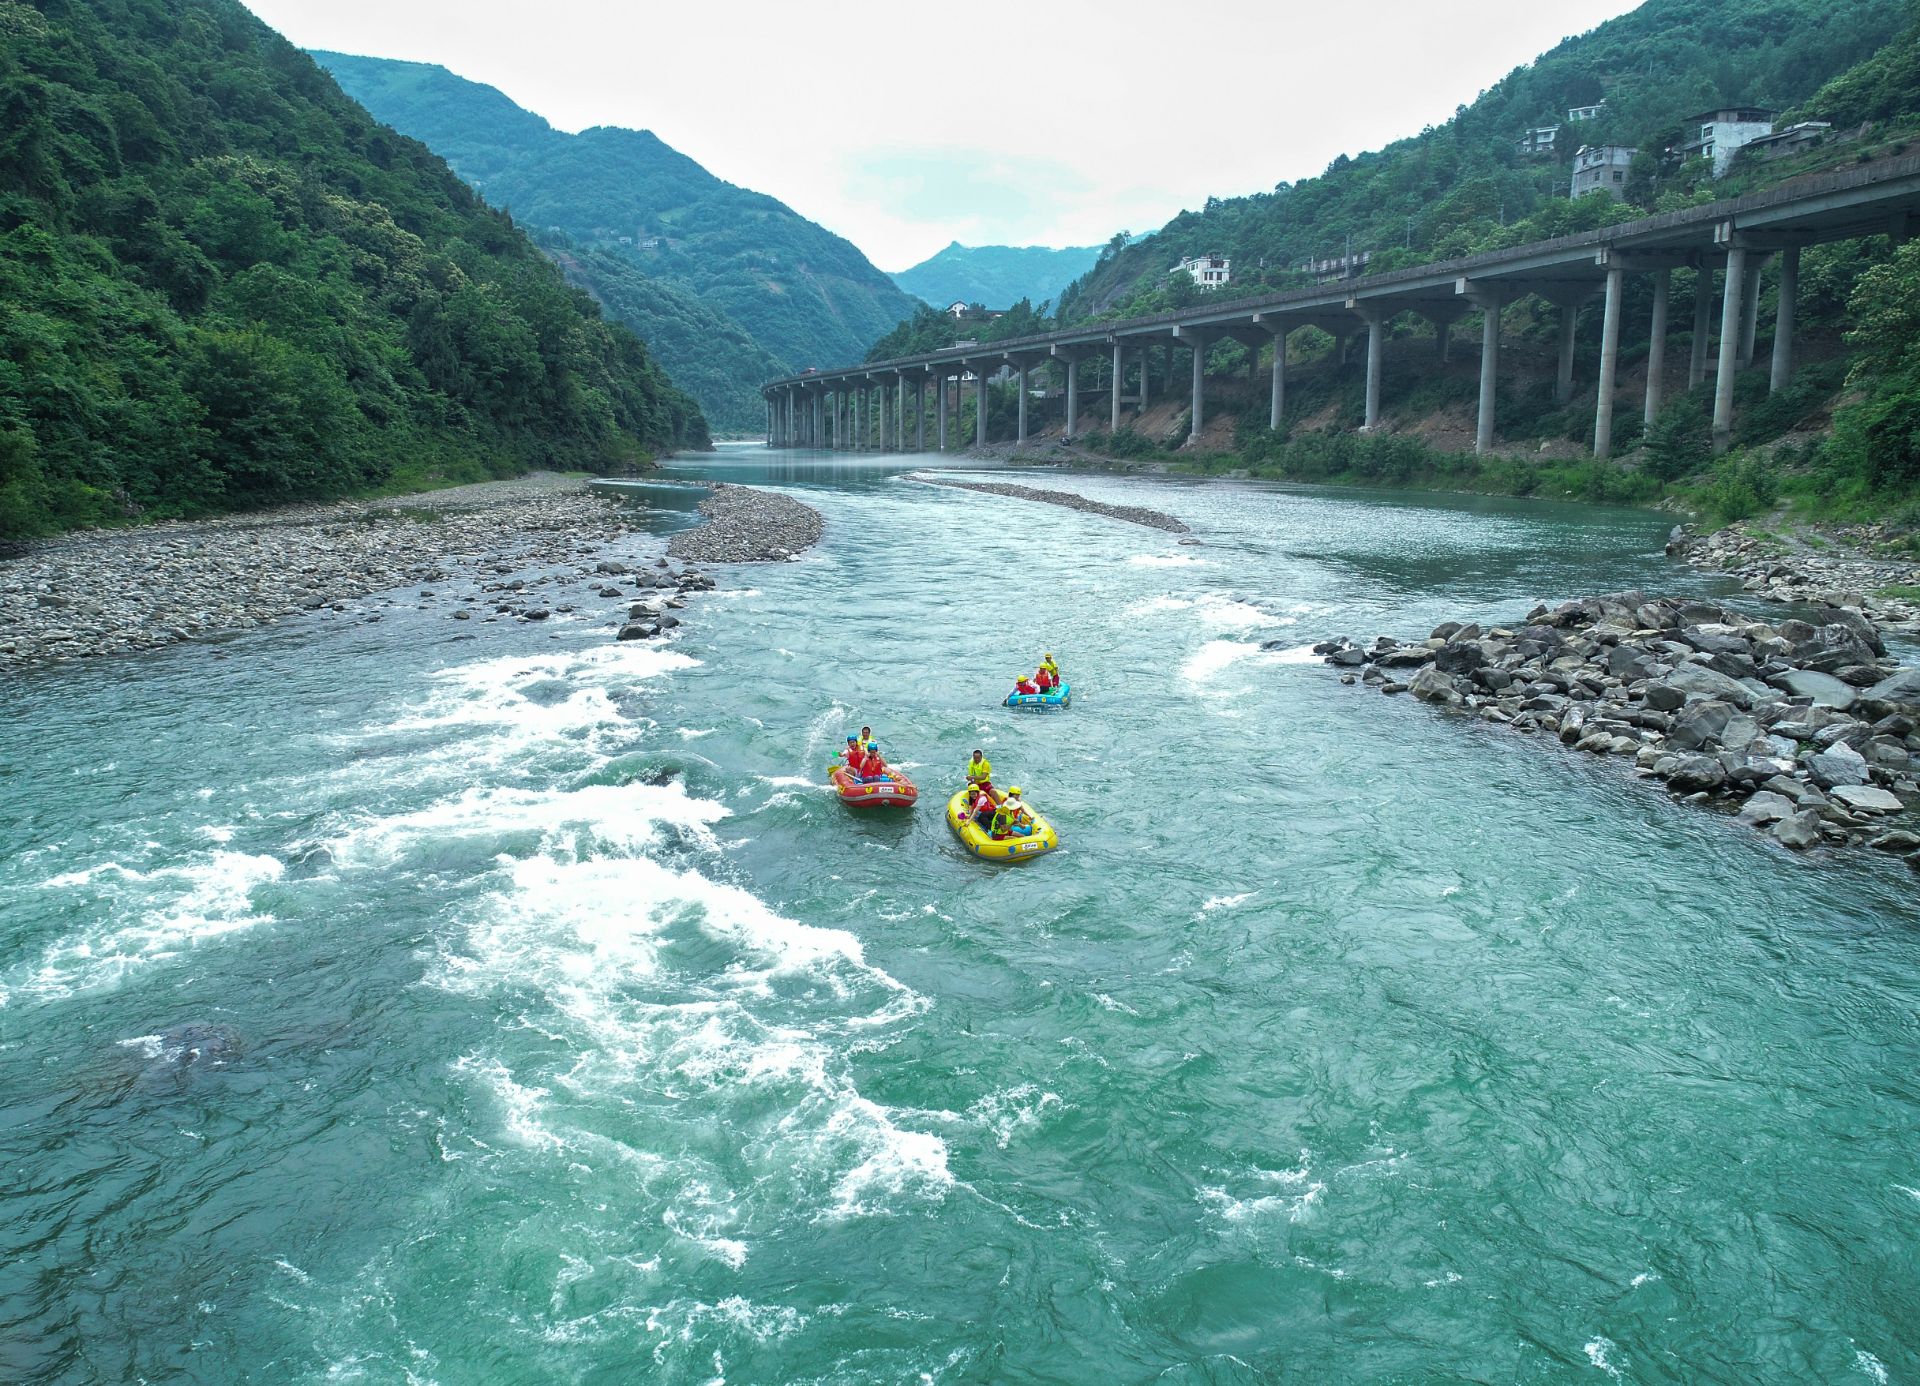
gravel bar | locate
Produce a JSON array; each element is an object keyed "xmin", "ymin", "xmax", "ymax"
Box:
[
  {"xmin": 666, "ymin": 482, "xmax": 824, "ymax": 563},
  {"xmin": 0, "ymin": 473, "xmax": 647, "ymax": 667},
  {"xmin": 907, "ymin": 474, "xmax": 1190, "ymax": 534}
]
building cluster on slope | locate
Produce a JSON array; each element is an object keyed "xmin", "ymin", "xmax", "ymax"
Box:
[{"xmin": 1518, "ymin": 102, "xmax": 1839, "ymax": 203}]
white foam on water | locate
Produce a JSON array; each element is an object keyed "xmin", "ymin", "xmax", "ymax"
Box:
[
  {"xmin": 1193, "ymin": 595, "xmax": 1270, "ymax": 631},
  {"xmin": 1629, "ymin": 1271, "xmax": 1660, "ymax": 1288},
  {"xmin": 967, "ymin": 1084, "xmax": 1064, "ymax": 1150},
  {"xmin": 1124, "ymin": 594, "xmax": 1194, "ymax": 617},
  {"xmin": 1127, "ymin": 553, "xmax": 1204, "ymax": 567},
  {"xmin": 1092, "ymin": 992, "xmax": 1140, "ymax": 1016},
  {"xmin": 1199, "ymin": 1154, "xmax": 1323, "ymax": 1224},
  {"xmin": 1895, "ymin": 1184, "xmax": 1920, "ymax": 1202},
  {"xmin": 1181, "ymin": 639, "xmax": 1261, "ymax": 686},
  {"xmin": 10, "ymin": 850, "xmax": 285, "ymax": 1002},
  {"xmin": 1584, "ymin": 1338, "xmax": 1624, "ymax": 1379},
  {"xmin": 1265, "ymin": 642, "xmax": 1327, "ymax": 665},
  {"xmin": 428, "ymin": 823, "xmax": 950, "ymax": 1250},
  {"xmin": 1203, "ymin": 892, "xmax": 1253, "ymax": 911},
  {"xmin": 1854, "ymin": 1348, "xmax": 1889, "ymax": 1383},
  {"xmin": 320, "ymin": 781, "xmax": 727, "ymax": 870},
  {"xmin": 677, "ymin": 728, "xmax": 716, "ymax": 740}
]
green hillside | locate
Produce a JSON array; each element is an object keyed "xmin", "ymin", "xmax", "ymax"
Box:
[
  {"xmin": 891, "ymin": 242, "xmax": 1100, "ymax": 310},
  {"xmin": 314, "ymin": 52, "xmax": 921, "ymax": 431},
  {"xmin": 1061, "ymin": 0, "xmax": 1909, "ymax": 322},
  {"xmin": 0, "ymin": 0, "xmax": 705, "ymax": 540}
]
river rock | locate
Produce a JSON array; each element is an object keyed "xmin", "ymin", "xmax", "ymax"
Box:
[
  {"xmin": 1863, "ymin": 667, "xmax": 1920, "ymax": 709},
  {"xmin": 1409, "ymin": 666, "xmax": 1462, "ymax": 703},
  {"xmin": 1661, "ymin": 663, "xmax": 1759, "ymax": 708},
  {"xmin": 1806, "ymin": 742, "xmax": 1869, "ymax": 788},
  {"xmin": 1738, "ymin": 791, "xmax": 1797, "ymax": 825},
  {"xmin": 1831, "ymin": 784, "xmax": 1904, "ymax": 814},
  {"xmin": 1665, "ymin": 754, "xmax": 1728, "ymax": 794},
  {"xmin": 1768, "ymin": 668, "xmax": 1858, "ymax": 709},
  {"xmin": 1772, "ymin": 812, "xmax": 1824, "ymax": 850},
  {"xmin": 1668, "ymin": 700, "xmax": 1734, "ymax": 751}
]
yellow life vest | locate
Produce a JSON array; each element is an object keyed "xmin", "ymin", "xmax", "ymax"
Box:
[{"xmin": 966, "ymin": 756, "xmax": 991, "ymax": 783}]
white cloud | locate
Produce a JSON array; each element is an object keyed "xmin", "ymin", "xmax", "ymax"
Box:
[{"xmin": 246, "ymin": 0, "xmax": 1648, "ymax": 268}]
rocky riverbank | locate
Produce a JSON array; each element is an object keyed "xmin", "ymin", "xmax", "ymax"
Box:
[
  {"xmin": 1316, "ymin": 592, "xmax": 1920, "ymax": 862},
  {"xmin": 907, "ymin": 474, "xmax": 1190, "ymax": 534},
  {"xmin": 666, "ymin": 482, "xmax": 824, "ymax": 563},
  {"xmin": 1667, "ymin": 522, "xmax": 1920, "ymax": 631},
  {"xmin": 0, "ymin": 474, "xmax": 655, "ymax": 668}
]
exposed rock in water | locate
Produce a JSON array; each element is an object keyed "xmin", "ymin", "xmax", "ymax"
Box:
[
  {"xmin": 666, "ymin": 482, "xmax": 824, "ymax": 564},
  {"xmin": 1319, "ymin": 591, "xmax": 1920, "ymax": 863},
  {"xmin": 905, "ymin": 473, "xmax": 1190, "ymax": 533}
]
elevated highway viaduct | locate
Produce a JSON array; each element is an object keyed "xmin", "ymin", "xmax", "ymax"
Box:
[{"xmin": 765, "ymin": 153, "xmax": 1920, "ymax": 461}]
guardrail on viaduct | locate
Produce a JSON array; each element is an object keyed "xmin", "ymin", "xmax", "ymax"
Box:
[{"xmin": 763, "ymin": 153, "xmax": 1920, "ymax": 461}]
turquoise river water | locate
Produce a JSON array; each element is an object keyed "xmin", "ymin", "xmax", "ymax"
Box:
[{"xmin": 3, "ymin": 446, "xmax": 1919, "ymax": 1384}]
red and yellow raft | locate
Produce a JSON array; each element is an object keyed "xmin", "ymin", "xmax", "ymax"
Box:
[{"xmin": 829, "ymin": 764, "xmax": 919, "ymax": 808}]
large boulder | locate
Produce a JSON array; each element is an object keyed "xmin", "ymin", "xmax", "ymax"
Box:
[
  {"xmin": 1665, "ymin": 754, "xmax": 1729, "ymax": 794},
  {"xmin": 1661, "ymin": 663, "xmax": 1758, "ymax": 709},
  {"xmin": 1805, "ymin": 741, "xmax": 1869, "ymax": 789},
  {"xmin": 1433, "ymin": 640, "xmax": 1489, "ymax": 675},
  {"xmin": 1791, "ymin": 622, "xmax": 1879, "ymax": 674},
  {"xmin": 1862, "ymin": 667, "xmax": 1920, "ymax": 710},
  {"xmin": 1643, "ymin": 683, "xmax": 1687, "ymax": 712},
  {"xmin": 1738, "ymin": 791, "xmax": 1797, "ymax": 825},
  {"xmin": 1772, "ymin": 811, "xmax": 1823, "ymax": 850},
  {"xmin": 1409, "ymin": 666, "xmax": 1463, "ymax": 703},
  {"xmin": 1831, "ymin": 784, "xmax": 1904, "ymax": 815},
  {"xmin": 1768, "ymin": 668, "xmax": 1858, "ymax": 710},
  {"xmin": 1668, "ymin": 699, "xmax": 1735, "ymax": 751}
]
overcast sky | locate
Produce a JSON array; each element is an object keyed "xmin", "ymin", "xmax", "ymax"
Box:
[{"xmin": 244, "ymin": 0, "xmax": 1647, "ymax": 271}]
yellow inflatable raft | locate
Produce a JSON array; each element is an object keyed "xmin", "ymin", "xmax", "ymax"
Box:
[{"xmin": 945, "ymin": 789, "xmax": 1060, "ymax": 861}]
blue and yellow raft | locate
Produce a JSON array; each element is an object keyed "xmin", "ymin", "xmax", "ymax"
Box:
[
  {"xmin": 1004, "ymin": 683, "xmax": 1070, "ymax": 712},
  {"xmin": 945, "ymin": 789, "xmax": 1060, "ymax": 861}
]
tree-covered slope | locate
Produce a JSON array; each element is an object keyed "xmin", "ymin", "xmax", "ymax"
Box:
[
  {"xmin": 0, "ymin": 0, "xmax": 706, "ymax": 539},
  {"xmin": 1061, "ymin": 0, "xmax": 1909, "ymax": 323},
  {"xmin": 891, "ymin": 242, "xmax": 1101, "ymax": 310},
  {"xmin": 316, "ymin": 52, "xmax": 921, "ymax": 428}
]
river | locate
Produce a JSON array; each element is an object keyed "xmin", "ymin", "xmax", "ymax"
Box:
[{"xmin": 3, "ymin": 445, "xmax": 1917, "ymax": 1383}]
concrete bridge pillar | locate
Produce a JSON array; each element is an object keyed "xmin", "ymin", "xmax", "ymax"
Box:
[
  {"xmin": 914, "ymin": 376, "xmax": 926, "ymax": 451},
  {"xmin": 1354, "ymin": 307, "xmax": 1387, "ymax": 431},
  {"xmin": 1714, "ymin": 246, "xmax": 1749, "ymax": 453},
  {"xmin": 1174, "ymin": 326, "xmax": 1213, "ymax": 445},
  {"xmin": 896, "ymin": 374, "xmax": 908, "ymax": 452},
  {"xmin": 1556, "ymin": 304, "xmax": 1580, "ymax": 405},
  {"xmin": 1270, "ymin": 330, "xmax": 1287, "ymax": 429},
  {"xmin": 1138, "ymin": 345, "xmax": 1152, "ymax": 412},
  {"xmin": 1689, "ymin": 265, "xmax": 1714, "ymax": 390},
  {"xmin": 1015, "ymin": 358, "xmax": 1030, "ymax": 444},
  {"xmin": 937, "ymin": 374, "xmax": 949, "ymax": 450},
  {"xmin": 1462, "ymin": 286, "xmax": 1513, "ymax": 456},
  {"xmin": 1593, "ymin": 267, "xmax": 1625, "ymax": 458},
  {"xmin": 1771, "ymin": 246, "xmax": 1800, "ymax": 394},
  {"xmin": 1739, "ymin": 256, "xmax": 1767, "ymax": 369},
  {"xmin": 1645, "ymin": 267, "xmax": 1672, "ymax": 428},
  {"xmin": 1063, "ymin": 355, "xmax": 1080, "ymax": 441},
  {"xmin": 975, "ymin": 372, "xmax": 989, "ymax": 448},
  {"xmin": 1110, "ymin": 341, "xmax": 1124, "ymax": 432}
]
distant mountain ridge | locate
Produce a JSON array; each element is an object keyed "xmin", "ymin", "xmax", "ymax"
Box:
[
  {"xmin": 314, "ymin": 52, "xmax": 920, "ymax": 431},
  {"xmin": 892, "ymin": 242, "xmax": 1101, "ymax": 309}
]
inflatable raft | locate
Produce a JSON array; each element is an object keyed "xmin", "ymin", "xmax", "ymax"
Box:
[
  {"xmin": 945, "ymin": 789, "xmax": 1059, "ymax": 861},
  {"xmin": 830, "ymin": 764, "xmax": 918, "ymax": 808},
  {"xmin": 1004, "ymin": 682, "xmax": 1070, "ymax": 712}
]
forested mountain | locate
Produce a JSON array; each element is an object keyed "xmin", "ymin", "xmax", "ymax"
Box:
[
  {"xmin": 1061, "ymin": 0, "xmax": 1910, "ymax": 323},
  {"xmin": 891, "ymin": 242, "xmax": 1100, "ymax": 310},
  {"xmin": 315, "ymin": 53, "xmax": 921, "ymax": 432},
  {"xmin": 0, "ymin": 0, "xmax": 705, "ymax": 539}
]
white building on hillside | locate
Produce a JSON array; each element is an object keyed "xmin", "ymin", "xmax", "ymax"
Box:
[
  {"xmin": 1567, "ymin": 102, "xmax": 1606, "ymax": 123},
  {"xmin": 1571, "ymin": 145, "xmax": 1637, "ymax": 200},
  {"xmin": 1681, "ymin": 107, "xmax": 1776, "ymax": 176},
  {"xmin": 1517, "ymin": 124, "xmax": 1561, "ymax": 156},
  {"xmin": 1171, "ymin": 253, "xmax": 1230, "ymax": 288}
]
